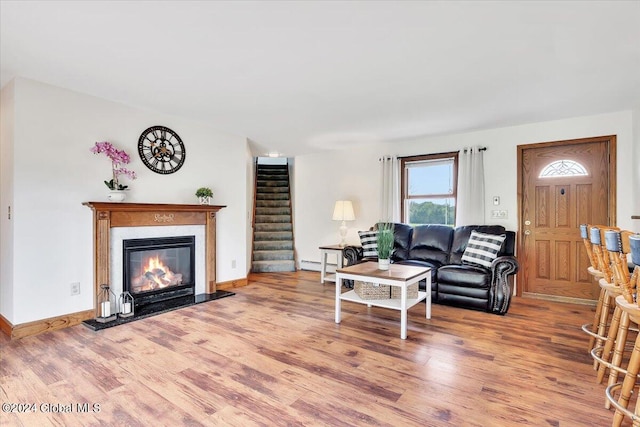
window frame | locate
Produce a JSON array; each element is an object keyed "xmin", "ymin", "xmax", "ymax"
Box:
[{"xmin": 400, "ymin": 152, "xmax": 459, "ymax": 225}]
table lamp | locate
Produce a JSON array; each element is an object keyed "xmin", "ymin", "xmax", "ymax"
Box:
[{"xmin": 332, "ymin": 200, "xmax": 355, "ymax": 247}]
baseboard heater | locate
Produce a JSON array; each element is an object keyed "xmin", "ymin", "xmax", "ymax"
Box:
[{"xmin": 299, "ymin": 260, "xmax": 337, "ymax": 273}]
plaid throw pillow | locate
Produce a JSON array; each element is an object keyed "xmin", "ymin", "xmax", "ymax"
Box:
[
  {"xmin": 461, "ymin": 230, "xmax": 506, "ymax": 268},
  {"xmin": 358, "ymin": 230, "xmax": 379, "ymax": 258}
]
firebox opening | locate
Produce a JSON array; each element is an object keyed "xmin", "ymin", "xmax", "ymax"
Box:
[{"xmin": 123, "ymin": 236, "xmax": 196, "ymax": 308}]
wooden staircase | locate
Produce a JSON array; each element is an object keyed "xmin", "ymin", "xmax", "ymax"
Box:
[{"xmin": 251, "ymin": 163, "xmax": 296, "ymax": 272}]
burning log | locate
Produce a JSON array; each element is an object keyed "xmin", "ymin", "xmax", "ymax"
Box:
[{"xmin": 131, "ymin": 255, "xmax": 183, "ymax": 292}]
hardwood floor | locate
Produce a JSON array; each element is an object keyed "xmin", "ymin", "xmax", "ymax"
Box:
[{"xmin": 0, "ymin": 271, "xmax": 624, "ymax": 426}]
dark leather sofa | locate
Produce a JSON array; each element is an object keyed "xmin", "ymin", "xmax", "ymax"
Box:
[{"xmin": 343, "ymin": 224, "xmax": 519, "ymax": 315}]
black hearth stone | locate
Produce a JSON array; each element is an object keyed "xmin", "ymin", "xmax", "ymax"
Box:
[{"xmin": 82, "ymin": 291, "xmax": 234, "ymax": 331}]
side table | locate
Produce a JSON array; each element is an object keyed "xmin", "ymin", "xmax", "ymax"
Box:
[{"xmin": 319, "ymin": 245, "xmax": 345, "ymax": 284}]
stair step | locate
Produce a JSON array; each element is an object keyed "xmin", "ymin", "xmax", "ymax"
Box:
[
  {"xmin": 257, "ymin": 186, "xmax": 289, "ymax": 193},
  {"xmin": 254, "ymin": 231, "xmax": 293, "ymax": 241},
  {"xmin": 253, "ymin": 250, "xmax": 294, "ymax": 261},
  {"xmin": 256, "ymin": 200, "xmax": 290, "ymax": 207},
  {"xmin": 257, "ymin": 164, "xmax": 288, "ymax": 169},
  {"xmin": 253, "ymin": 240, "xmax": 293, "ymax": 250},
  {"xmin": 255, "ymin": 223, "xmax": 292, "ymax": 232},
  {"xmin": 257, "ymin": 171, "xmax": 287, "ymax": 177},
  {"xmin": 257, "ymin": 180, "xmax": 289, "ymax": 187},
  {"xmin": 251, "ymin": 260, "xmax": 296, "ymax": 273},
  {"xmin": 255, "ymin": 207, "xmax": 291, "ymax": 215},
  {"xmin": 257, "ymin": 174, "xmax": 288, "ymax": 180},
  {"xmin": 255, "ymin": 214, "xmax": 291, "ymax": 223},
  {"xmin": 258, "ymin": 165, "xmax": 289, "ymax": 172},
  {"xmin": 257, "ymin": 168, "xmax": 287, "ymax": 173},
  {"xmin": 256, "ymin": 193, "xmax": 290, "ymax": 200}
]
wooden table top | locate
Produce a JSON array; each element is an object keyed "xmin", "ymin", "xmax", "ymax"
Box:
[
  {"xmin": 319, "ymin": 244, "xmax": 346, "ymax": 250},
  {"xmin": 337, "ymin": 261, "xmax": 430, "ymax": 281},
  {"xmin": 319, "ymin": 244, "xmax": 361, "ymax": 250}
]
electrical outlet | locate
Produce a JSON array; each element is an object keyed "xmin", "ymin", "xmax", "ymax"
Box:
[
  {"xmin": 491, "ymin": 210, "xmax": 508, "ymax": 219},
  {"xmin": 231, "ymin": 259, "xmax": 236, "ymax": 269},
  {"xmin": 70, "ymin": 282, "xmax": 80, "ymax": 295}
]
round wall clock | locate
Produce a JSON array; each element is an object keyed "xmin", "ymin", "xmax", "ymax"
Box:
[{"xmin": 138, "ymin": 125, "xmax": 186, "ymax": 174}]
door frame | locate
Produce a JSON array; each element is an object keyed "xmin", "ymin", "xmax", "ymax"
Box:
[{"xmin": 515, "ymin": 135, "xmax": 617, "ymax": 298}]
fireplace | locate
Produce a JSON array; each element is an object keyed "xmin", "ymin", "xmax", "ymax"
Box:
[{"xmin": 123, "ymin": 236, "xmax": 196, "ymax": 308}]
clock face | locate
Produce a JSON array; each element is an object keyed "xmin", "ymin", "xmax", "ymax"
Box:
[{"xmin": 138, "ymin": 126, "xmax": 186, "ymax": 174}]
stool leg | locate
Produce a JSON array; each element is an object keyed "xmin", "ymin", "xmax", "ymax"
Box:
[
  {"xmin": 634, "ymin": 396, "xmax": 640, "ymax": 427},
  {"xmin": 595, "ymin": 292, "xmax": 613, "ymax": 370},
  {"xmin": 598, "ymin": 303, "xmax": 622, "ymax": 383},
  {"xmin": 613, "ymin": 332, "xmax": 640, "ymax": 427},
  {"xmin": 590, "ymin": 287, "xmax": 606, "ymax": 352},
  {"xmin": 606, "ymin": 311, "xmax": 630, "ymax": 409}
]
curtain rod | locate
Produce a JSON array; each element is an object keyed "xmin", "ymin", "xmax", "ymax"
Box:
[
  {"xmin": 463, "ymin": 147, "xmax": 487, "ymax": 153},
  {"xmin": 393, "ymin": 147, "xmax": 487, "ymax": 161},
  {"xmin": 383, "ymin": 147, "xmax": 488, "ymax": 161}
]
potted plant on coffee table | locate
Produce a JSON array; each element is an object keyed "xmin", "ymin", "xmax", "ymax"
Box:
[{"xmin": 376, "ymin": 222, "xmax": 394, "ymax": 270}]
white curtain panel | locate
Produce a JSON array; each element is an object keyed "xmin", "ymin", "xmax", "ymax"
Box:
[
  {"xmin": 456, "ymin": 146, "xmax": 485, "ymax": 226},
  {"xmin": 380, "ymin": 155, "xmax": 400, "ymax": 222}
]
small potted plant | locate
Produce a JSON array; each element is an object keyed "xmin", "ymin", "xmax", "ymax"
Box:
[
  {"xmin": 376, "ymin": 222, "xmax": 395, "ymax": 270},
  {"xmin": 195, "ymin": 187, "xmax": 213, "ymax": 205}
]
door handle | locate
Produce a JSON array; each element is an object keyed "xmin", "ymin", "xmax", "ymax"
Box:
[{"xmin": 524, "ymin": 230, "xmax": 531, "ymax": 236}]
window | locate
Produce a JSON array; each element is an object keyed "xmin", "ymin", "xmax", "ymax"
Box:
[
  {"xmin": 400, "ymin": 152, "xmax": 458, "ymax": 225},
  {"xmin": 539, "ymin": 159, "xmax": 588, "ymax": 177}
]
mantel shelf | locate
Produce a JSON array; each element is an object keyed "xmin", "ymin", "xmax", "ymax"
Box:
[{"xmin": 82, "ymin": 202, "xmax": 226, "ymax": 213}]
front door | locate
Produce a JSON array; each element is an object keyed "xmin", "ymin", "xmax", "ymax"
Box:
[{"xmin": 518, "ymin": 136, "xmax": 615, "ymax": 303}]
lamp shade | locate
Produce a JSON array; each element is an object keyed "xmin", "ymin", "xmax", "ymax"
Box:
[{"xmin": 332, "ymin": 200, "xmax": 355, "ymax": 221}]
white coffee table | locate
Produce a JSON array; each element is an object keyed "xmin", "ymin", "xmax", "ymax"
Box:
[{"xmin": 335, "ymin": 262, "xmax": 431, "ymax": 339}]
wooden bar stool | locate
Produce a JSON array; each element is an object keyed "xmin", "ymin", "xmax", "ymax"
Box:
[
  {"xmin": 631, "ymin": 234, "xmax": 640, "ymax": 287},
  {"xmin": 592, "ymin": 230, "xmax": 630, "ymax": 381},
  {"xmin": 585, "ymin": 226, "xmax": 617, "ymax": 366},
  {"xmin": 583, "ymin": 225, "xmax": 607, "ymax": 351},
  {"xmin": 592, "ymin": 231, "xmax": 635, "ymax": 405},
  {"xmin": 582, "ymin": 224, "xmax": 602, "ymax": 278},
  {"xmin": 606, "ymin": 296, "xmax": 640, "ymax": 426},
  {"xmin": 605, "ymin": 235, "xmax": 640, "ymax": 425},
  {"xmin": 581, "ymin": 224, "xmax": 606, "ymax": 352}
]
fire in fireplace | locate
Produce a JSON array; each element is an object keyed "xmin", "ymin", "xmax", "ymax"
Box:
[{"xmin": 123, "ymin": 236, "xmax": 195, "ymax": 308}]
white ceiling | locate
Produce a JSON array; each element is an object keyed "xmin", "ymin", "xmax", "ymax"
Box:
[{"xmin": 1, "ymin": 1, "xmax": 639, "ymax": 156}]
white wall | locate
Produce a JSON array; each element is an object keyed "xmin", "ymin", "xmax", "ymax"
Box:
[
  {"xmin": 294, "ymin": 110, "xmax": 638, "ymax": 267},
  {"xmin": 294, "ymin": 145, "xmax": 385, "ymax": 267},
  {"xmin": 0, "ymin": 80, "xmax": 15, "ymax": 321},
  {"xmin": 1, "ymin": 78, "xmax": 250, "ymax": 325}
]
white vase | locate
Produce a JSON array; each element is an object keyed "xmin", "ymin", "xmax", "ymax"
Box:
[
  {"xmin": 378, "ymin": 258, "xmax": 390, "ymax": 270},
  {"xmin": 108, "ymin": 190, "xmax": 126, "ymax": 202},
  {"xmin": 198, "ymin": 196, "xmax": 211, "ymax": 205}
]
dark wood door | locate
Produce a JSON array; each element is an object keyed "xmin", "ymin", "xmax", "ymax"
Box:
[{"xmin": 519, "ymin": 136, "xmax": 615, "ymax": 302}]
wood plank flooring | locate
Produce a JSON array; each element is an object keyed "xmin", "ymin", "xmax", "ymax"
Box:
[{"xmin": 0, "ymin": 271, "xmax": 624, "ymax": 426}]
